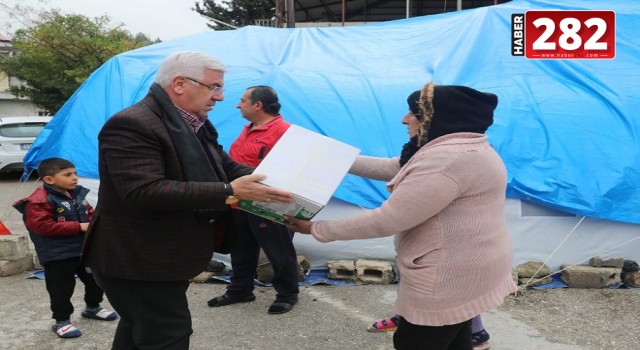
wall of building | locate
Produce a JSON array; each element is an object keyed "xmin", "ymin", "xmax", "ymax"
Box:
[{"xmin": 0, "ymin": 39, "xmax": 44, "ymax": 116}]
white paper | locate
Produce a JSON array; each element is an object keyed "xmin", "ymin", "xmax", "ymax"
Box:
[{"xmin": 254, "ymin": 125, "xmax": 360, "ymax": 205}]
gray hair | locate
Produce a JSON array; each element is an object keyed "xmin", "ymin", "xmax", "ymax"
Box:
[{"xmin": 154, "ymin": 51, "xmax": 227, "ymax": 87}]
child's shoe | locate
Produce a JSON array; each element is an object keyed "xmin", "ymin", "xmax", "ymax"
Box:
[
  {"xmin": 367, "ymin": 315, "xmax": 400, "ymax": 332},
  {"xmin": 81, "ymin": 306, "xmax": 118, "ymax": 321},
  {"xmin": 52, "ymin": 320, "xmax": 82, "ymax": 338},
  {"xmin": 472, "ymin": 329, "xmax": 491, "ymax": 350}
]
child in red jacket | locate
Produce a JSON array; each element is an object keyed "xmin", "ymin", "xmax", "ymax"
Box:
[{"xmin": 13, "ymin": 157, "xmax": 117, "ymax": 339}]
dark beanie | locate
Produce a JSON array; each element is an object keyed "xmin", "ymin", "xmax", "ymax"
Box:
[
  {"xmin": 406, "ymin": 85, "xmax": 498, "ymax": 141},
  {"xmin": 407, "ymin": 90, "xmax": 423, "ymax": 120},
  {"xmin": 400, "ymin": 85, "xmax": 498, "ymax": 166},
  {"xmin": 427, "ymin": 85, "xmax": 497, "ymax": 142}
]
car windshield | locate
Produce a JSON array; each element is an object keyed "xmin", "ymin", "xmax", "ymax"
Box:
[{"xmin": 0, "ymin": 122, "xmax": 48, "ymax": 138}]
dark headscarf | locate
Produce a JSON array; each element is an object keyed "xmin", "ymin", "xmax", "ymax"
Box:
[{"xmin": 399, "ymin": 84, "xmax": 498, "ymax": 166}]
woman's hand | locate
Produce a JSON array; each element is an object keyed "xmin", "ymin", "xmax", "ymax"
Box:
[{"xmin": 283, "ymin": 215, "xmax": 312, "ymax": 234}]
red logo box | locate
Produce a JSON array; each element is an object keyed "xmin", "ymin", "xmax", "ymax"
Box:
[{"xmin": 524, "ymin": 10, "xmax": 615, "ymax": 59}]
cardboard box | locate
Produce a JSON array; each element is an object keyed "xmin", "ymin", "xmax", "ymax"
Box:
[{"xmin": 237, "ymin": 125, "xmax": 360, "ymax": 223}]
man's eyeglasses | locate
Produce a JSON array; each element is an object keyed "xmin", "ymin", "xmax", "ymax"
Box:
[{"xmin": 185, "ymin": 77, "xmax": 224, "ymax": 95}]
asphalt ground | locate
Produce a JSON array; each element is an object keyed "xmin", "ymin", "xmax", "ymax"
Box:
[
  {"xmin": 0, "ymin": 271, "xmax": 593, "ymax": 350},
  {"xmin": 1, "ymin": 172, "xmax": 638, "ymax": 350}
]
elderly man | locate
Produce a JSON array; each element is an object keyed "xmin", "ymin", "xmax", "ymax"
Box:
[{"xmin": 82, "ymin": 51, "xmax": 293, "ymax": 349}]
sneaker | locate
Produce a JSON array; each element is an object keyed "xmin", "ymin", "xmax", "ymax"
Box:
[
  {"xmin": 367, "ymin": 315, "xmax": 400, "ymax": 332},
  {"xmin": 52, "ymin": 320, "xmax": 82, "ymax": 338},
  {"xmin": 472, "ymin": 329, "xmax": 491, "ymax": 350},
  {"xmin": 81, "ymin": 306, "xmax": 118, "ymax": 321}
]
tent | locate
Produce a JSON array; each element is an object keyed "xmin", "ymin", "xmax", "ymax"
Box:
[{"xmin": 23, "ymin": 0, "xmax": 640, "ymax": 270}]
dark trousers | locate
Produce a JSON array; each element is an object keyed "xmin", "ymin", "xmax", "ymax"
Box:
[
  {"xmin": 393, "ymin": 316, "xmax": 473, "ymax": 350},
  {"xmin": 43, "ymin": 257, "xmax": 104, "ymax": 322},
  {"xmin": 92, "ymin": 269, "xmax": 192, "ymax": 350},
  {"xmin": 227, "ymin": 210, "xmax": 299, "ymax": 303}
]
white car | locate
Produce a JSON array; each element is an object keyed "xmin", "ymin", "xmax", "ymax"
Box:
[{"xmin": 0, "ymin": 116, "xmax": 52, "ymax": 172}]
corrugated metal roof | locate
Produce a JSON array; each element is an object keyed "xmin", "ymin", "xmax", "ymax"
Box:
[{"xmin": 292, "ymin": 0, "xmax": 509, "ymax": 23}]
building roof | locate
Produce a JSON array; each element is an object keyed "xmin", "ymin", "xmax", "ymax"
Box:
[{"xmin": 292, "ymin": 0, "xmax": 509, "ymax": 23}]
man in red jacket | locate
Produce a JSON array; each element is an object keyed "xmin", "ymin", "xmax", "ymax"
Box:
[{"xmin": 208, "ymin": 86, "xmax": 300, "ymax": 314}]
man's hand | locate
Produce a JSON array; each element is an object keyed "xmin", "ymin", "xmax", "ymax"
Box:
[
  {"xmin": 283, "ymin": 215, "xmax": 312, "ymax": 234},
  {"xmin": 79, "ymin": 222, "xmax": 89, "ymax": 232},
  {"xmin": 230, "ymin": 174, "xmax": 294, "ymax": 203}
]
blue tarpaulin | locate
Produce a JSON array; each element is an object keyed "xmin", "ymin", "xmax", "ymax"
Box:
[{"xmin": 24, "ymin": 0, "xmax": 640, "ymax": 224}]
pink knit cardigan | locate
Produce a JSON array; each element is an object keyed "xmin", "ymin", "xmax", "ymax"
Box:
[{"xmin": 311, "ymin": 133, "xmax": 518, "ymax": 326}]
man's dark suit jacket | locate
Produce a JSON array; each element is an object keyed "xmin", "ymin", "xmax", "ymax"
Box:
[{"xmin": 82, "ymin": 94, "xmax": 253, "ymax": 281}]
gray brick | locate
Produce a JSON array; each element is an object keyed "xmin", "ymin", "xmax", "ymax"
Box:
[
  {"xmin": 327, "ymin": 259, "xmax": 357, "ymax": 281},
  {"xmin": 0, "ymin": 253, "xmax": 34, "ymax": 277},
  {"xmin": 191, "ymin": 271, "xmax": 215, "ymax": 283},
  {"xmin": 355, "ymin": 259, "xmax": 395, "ymax": 284},
  {"xmin": 256, "ymin": 255, "xmax": 311, "ymax": 283},
  {"xmin": 0, "ymin": 235, "xmax": 31, "ymax": 260},
  {"xmin": 561, "ymin": 265, "xmax": 621, "ymax": 288},
  {"xmin": 516, "ymin": 261, "xmax": 552, "ymax": 278},
  {"xmin": 590, "ymin": 256, "xmax": 625, "ymax": 268}
]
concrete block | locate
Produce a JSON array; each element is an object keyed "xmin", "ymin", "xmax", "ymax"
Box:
[
  {"xmin": 33, "ymin": 254, "xmax": 42, "ymax": 270},
  {"xmin": 327, "ymin": 259, "xmax": 357, "ymax": 281},
  {"xmin": 297, "ymin": 255, "xmax": 310, "ymax": 274},
  {"xmin": 518, "ymin": 276, "xmax": 553, "ymax": 288},
  {"xmin": 191, "ymin": 271, "xmax": 215, "ymax": 283},
  {"xmin": 296, "ymin": 255, "xmax": 310, "ymax": 281},
  {"xmin": 590, "ymin": 257, "xmax": 625, "ymax": 268},
  {"xmin": 256, "ymin": 255, "xmax": 311, "ymax": 283},
  {"xmin": 205, "ymin": 260, "xmax": 229, "ymax": 275},
  {"xmin": 256, "ymin": 262, "xmax": 275, "ymax": 283},
  {"xmin": 516, "ymin": 261, "xmax": 551, "ymax": 278},
  {"xmin": 560, "ymin": 265, "xmax": 621, "ymax": 288},
  {"xmin": 0, "ymin": 235, "xmax": 31, "ymax": 260},
  {"xmin": 355, "ymin": 259, "xmax": 395, "ymax": 284},
  {"xmin": 0, "ymin": 253, "xmax": 35, "ymax": 277}
]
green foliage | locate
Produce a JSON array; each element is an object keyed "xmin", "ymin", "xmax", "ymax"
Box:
[
  {"xmin": 0, "ymin": 11, "xmax": 154, "ymax": 115},
  {"xmin": 194, "ymin": 0, "xmax": 275, "ymax": 30}
]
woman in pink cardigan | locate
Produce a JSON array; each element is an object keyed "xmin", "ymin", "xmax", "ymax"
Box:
[{"xmin": 286, "ymin": 83, "xmax": 518, "ymax": 350}]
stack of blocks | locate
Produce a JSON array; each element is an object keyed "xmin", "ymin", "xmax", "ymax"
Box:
[{"xmin": 327, "ymin": 259, "xmax": 395, "ymax": 284}]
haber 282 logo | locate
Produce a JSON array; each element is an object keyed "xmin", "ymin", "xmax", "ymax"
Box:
[{"xmin": 512, "ymin": 10, "xmax": 615, "ymax": 59}]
